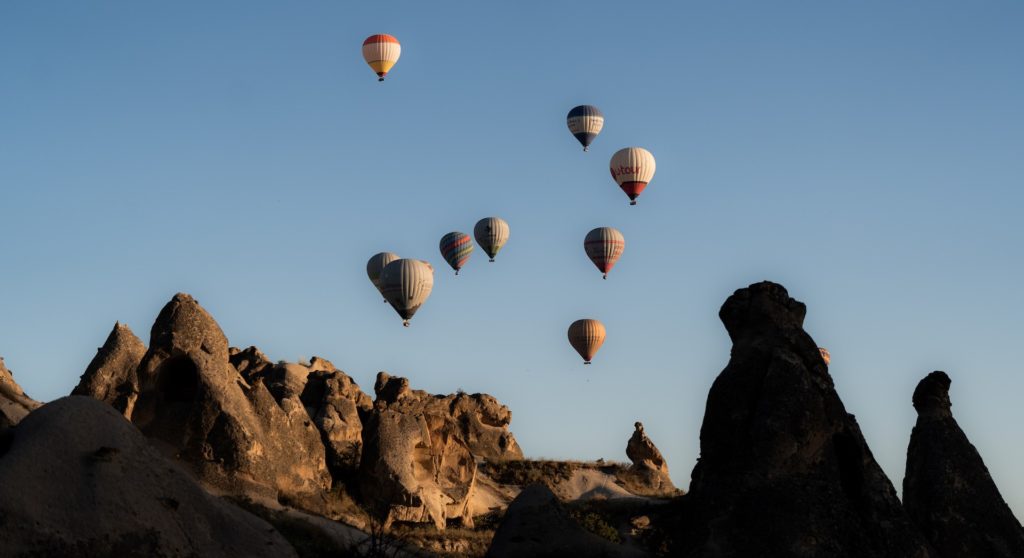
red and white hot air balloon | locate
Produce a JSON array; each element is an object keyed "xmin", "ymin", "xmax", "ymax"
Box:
[
  {"xmin": 584, "ymin": 227, "xmax": 625, "ymax": 279},
  {"xmin": 362, "ymin": 34, "xmax": 401, "ymax": 81},
  {"xmin": 609, "ymin": 147, "xmax": 656, "ymax": 205}
]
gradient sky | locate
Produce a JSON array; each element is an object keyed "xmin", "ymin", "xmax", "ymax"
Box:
[{"xmin": 2, "ymin": 2, "xmax": 1022, "ymax": 516}]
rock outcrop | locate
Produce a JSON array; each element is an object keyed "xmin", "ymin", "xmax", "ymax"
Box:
[
  {"xmin": 676, "ymin": 282, "xmax": 932, "ymax": 557},
  {"xmin": 0, "ymin": 356, "xmax": 41, "ymax": 428},
  {"xmin": 300, "ymin": 357, "xmax": 372, "ymax": 478},
  {"xmin": 0, "ymin": 396, "xmax": 297, "ymax": 558},
  {"xmin": 617, "ymin": 421, "xmax": 677, "ymax": 496},
  {"xmin": 485, "ymin": 484, "xmax": 648, "ymax": 558},
  {"xmin": 72, "ymin": 322, "xmax": 146, "ymax": 416},
  {"xmin": 130, "ymin": 293, "xmax": 331, "ymax": 508},
  {"xmin": 903, "ymin": 371, "xmax": 1024, "ymax": 557},
  {"xmin": 358, "ymin": 371, "xmax": 522, "ymax": 530}
]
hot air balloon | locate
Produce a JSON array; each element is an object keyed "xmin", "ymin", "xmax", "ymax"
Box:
[
  {"xmin": 566, "ymin": 105, "xmax": 604, "ymax": 151},
  {"xmin": 367, "ymin": 252, "xmax": 399, "ymax": 302},
  {"xmin": 819, "ymin": 347, "xmax": 831, "ymax": 366},
  {"xmin": 609, "ymin": 147, "xmax": 656, "ymax": 205},
  {"xmin": 362, "ymin": 34, "xmax": 401, "ymax": 81},
  {"xmin": 584, "ymin": 227, "xmax": 625, "ymax": 279},
  {"xmin": 568, "ymin": 319, "xmax": 606, "ymax": 364},
  {"xmin": 379, "ymin": 258, "xmax": 434, "ymax": 326},
  {"xmin": 474, "ymin": 217, "xmax": 510, "ymax": 262},
  {"xmin": 439, "ymin": 232, "xmax": 473, "ymax": 275}
]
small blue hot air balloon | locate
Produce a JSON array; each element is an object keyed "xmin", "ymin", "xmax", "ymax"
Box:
[{"xmin": 566, "ymin": 105, "xmax": 604, "ymax": 151}]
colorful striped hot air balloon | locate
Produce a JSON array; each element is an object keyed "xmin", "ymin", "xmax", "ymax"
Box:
[
  {"xmin": 566, "ymin": 105, "xmax": 604, "ymax": 151},
  {"xmin": 380, "ymin": 258, "xmax": 434, "ymax": 326},
  {"xmin": 367, "ymin": 252, "xmax": 400, "ymax": 302},
  {"xmin": 568, "ymin": 319, "xmax": 606, "ymax": 364},
  {"xmin": 610, "ymin": 147, "xmax": 656, "ymax": 205},
  {"xmin": 584, "ymin": 227, "xmax": 625, "ymax": 279},
  {"xmin": 474, "ymin": 217, "xmax": 510, "ymax": 262},
  {"xmin": 439, "ymin": 232, "xmax": 473, "ymax": 275},
  {"xmin": 362, "ymin": 34, "xmax": 401, "ymax": 81}
]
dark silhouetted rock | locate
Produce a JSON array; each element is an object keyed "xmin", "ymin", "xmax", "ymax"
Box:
[
  {"xmin": 0, "ymin": 356, "xmax": 41, "ymax": 429},
  {"xmin": 358, "ymin": 371, "xmax": 521, "ymax": 530},
  {"xmin": 617, "ymin": 421, "xmax": 678, "ymax": 496},
  {"xmin": 904, "ymin": 371, "xmax": 1024, "ymax": 557},
  {"xmin": 677, "ymin": 281, "xmax": 932, "ymax": 557},
  {"xmin": 130, "ymin": 293, "xmax": 331, "ymax": 509},
  {"xmin": 485, "ymin": 484, "xmax": 648, "ymax": 558},
  {"xmin": 72, "ymin": 322, "xmax": 146, "ymax": 416},
  {"xmin": 229, "ymin": 345, "xmax": 273, "ymax": 383},
  {"xmin": 0, "ymin": 396, "xmax": 296, "ymax": 558}
]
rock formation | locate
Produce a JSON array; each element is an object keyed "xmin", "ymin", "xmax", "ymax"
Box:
[
  {"xmin": 676, "ymin": 281, "xmax": 933, "ymax": 557},
  {"xmin": 130, "ymin": 293, "xmax": 331, "ymax": 508},
  {"xmin": 617, "ymin": 421, "xmax": 677, "ymax": 496},
  {"xmin": 0, "ymin": 356, "xmax": 41, "ymax": 428},
  {"xmin": 301, "ymin": 357, "xmax": 373, "ymax": 478},
  {"xmin": 904, "ymin": 371, "xmax": 1024, "ymax": 557},
  {"xmin": 0, "ymin": 396, "xmax": 296, "ymax": 557},
  {"xmin": 72, "ymin": 322, "xmax": 146, "ymax": 416},
  {"xmin": 485, "ymin": 484, "xmax": 648, "ymax": 558},
  {"xmin": 358, "ymin": 371, "xmax": 522, "ymax": 530}
]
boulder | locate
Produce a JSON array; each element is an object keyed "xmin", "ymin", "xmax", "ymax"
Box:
[
  {"xmin": 485, "ymin": 484, "xmax": 648, "ymax": 558},
  {"xmin": 676, "ymin": 282, "xmax": 933, "ymax": 557},
  {"xmin": 903, "ymin": 371, "xmax": 1024, "ymax": 557},
  {"xmin": 0, "ymin": 396, "xmax": 296, "ymax": 558},
  {"xmin": 0, "ymin": 356, "xmax": 41, "ymax": 428},
  {"xmin": 72, "ymin": 322, "xmax": 146, "ymax": 416},
  {"xmin": 358, "ymin": 371, "xmax": 520, "ymax": 530},
  {"xmin": 617, "ymin": 421, "xmax": 678, "ymax": 496},
  {"xmin": 130, "ymin": 293, "xmax": 331, "ymax": 508}
]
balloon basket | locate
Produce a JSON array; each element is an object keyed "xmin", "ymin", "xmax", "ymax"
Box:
[
  {"xmin": 629, "ymin": 200, "xmax": 637, "ymax": 206},
  {"xmin": 455, "ymin": 270, "xmax": 460, "ymax": 276},
  {"xmin": 489, "ymin": 258, "xmax": 495, "ymax": 263},
  {"xmin": 584, "ymin": 361, "xmax": 591, "ymax": 365},
  {"xmin": 602, "ymin": 274, "xmax": 607, "ymax": 280},
  {"xmin": 583, "ymin": 146, "xmax": 589, "ymax": 152},
  {"xmin": 378, "ymin": 77, "xmax": 385, "ymax": 82},
  {"xmin": 402, "ymin": 321, "xmax": 410, "ymax": 327}
]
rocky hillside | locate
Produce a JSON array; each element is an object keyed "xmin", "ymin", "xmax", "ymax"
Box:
[{"xmin": 1, "ymin": 282, "xmax": 1021, "ymax": 557}]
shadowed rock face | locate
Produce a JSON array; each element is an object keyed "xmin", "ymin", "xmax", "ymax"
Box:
[
  {"xmin": 72, "ymin": 322, "xmax": 146, "ymax": 416},
  {"xmin": 358, "ymin": 372, "xmax": 521, "ymax": 530},
  {"xmin": 0, "ymin": 357, "xmax": 41, "ymax": 429},
  {"xmin": 904, "ymin": 371, "xmax": 1024, "ymax": 557},
  {"xmin": 0, "ymin": 396, "xmax": 297, "ymax": 558},
  {"xmin": 677, "ymin": 281, "xmax": 932, "ymax": 558},
  {"xmin": 130, "ymin": 293, "xmax": 331, "ymax": 509},
  {"xmin": 618, "ymin": 421, "xmax": 677, "ymax": 496}
]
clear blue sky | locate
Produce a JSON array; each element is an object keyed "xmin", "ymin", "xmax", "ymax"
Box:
[{"xmin": 2, "ymin": 2, "xmax": 1022, "ymax": 515}]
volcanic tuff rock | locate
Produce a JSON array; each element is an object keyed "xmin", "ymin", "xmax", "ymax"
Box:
[
  {"xmin": 130, "ymin": 293, "xmax": 331, "ymax": 508},
  {"xmin": 0, "ymin": 396, "xmax": 297, "ymax": 558},
  {"xmin": 904, "ymin": 371, "xmax": 1024, "ymax": 557},
  {"xmin": 301, "ymin": 358, "xmax": 373, "ymax": 478},
  {"xmin": 0, "ymin": 356, "xmax": 40, "ymax": 429},
  {"xmin": 485, "ymin": 484, "xmax": 648, "ymax": 558},
  {"xmin": 72, "ymin": 322, "xmax": 146, "ymax": 417},
  {"xmin": 676, "ymin": 281, "xmax": 933, "ymax": 557},
  {"xmin": 617, "ymin": 421, "xmax": 677, "ymax": 497},
  {"xmin": 358, "ymin": 372, "xmax": 522, "ymax": 530}
]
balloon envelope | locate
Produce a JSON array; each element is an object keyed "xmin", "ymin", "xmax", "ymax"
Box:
[
  {"xmin": 609, "ymin": 147, "xmax": 656, "ymax": 205},
  {"xmin": 474, "ymin": 217, "xmax": 510, "ymax": 262},
  {"xmin": 584, "ymin": 227, "xmax": 625, "ymax": 278},
  {"xmin": 380, "ymin": 259, "xmax": 434, "ymax": 326},
  {"xmin": 568, "ymin": 319, "xmax": 606, "ymax": 364},
  {"xmin": 366, "ymin": 252, "xmax": 400, "ymax": 295},
  {"xmin": 362, "ymin": 34, "xmax": 401, "ymax": 81},
  {"xmin": 566, "ymin": 105, "xmax": 604, "ymax": 151},
  {"xmin": 439, "ymin": 232, "xmax": 474, "ymax": 275}
]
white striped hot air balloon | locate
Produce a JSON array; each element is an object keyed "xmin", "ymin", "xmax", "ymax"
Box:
[
  {"xmin": 568, "ymin": 319, "xmax": 606, "ymax": 364},
  {"xmin": 584, "ymin": 227, "xmax": 625, "ymax": 279},
  {"xmin": 367, "ymin": 252, "xmax": 400, "ymax": 302},
  {"xmin": 380, "ymin": 258, "xmax": 434, "ymax": 326},
  {"xmin": 474, "ymin": 217, "xmax": 510, "ymax": 262},
  {"xmin": 566, "ymin": 105, "xmax": 604, "ymax": 151},
  {"xmin": 609, "ymin": 147, "xmax": 656, "ymax": 205},
  {"xmin": 362, "ymin": 34, "xmax": 401, "ymax": 81}
]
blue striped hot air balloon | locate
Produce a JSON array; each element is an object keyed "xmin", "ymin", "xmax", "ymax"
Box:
[
  {"xmin": 566, "ymin": 105, "xmax": 604, "ymax": 151},
  {"xmin": 439, "ymin": 232, "xmax": 474, "ymax": 275}
]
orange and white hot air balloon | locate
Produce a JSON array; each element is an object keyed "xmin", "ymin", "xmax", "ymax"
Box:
[
  {"xmin": 609, "ymin": 147, "xmax": 656, "ymax": 205},
  {"xmin": 568, "ymin": 319, "xmax": 606, "ymax": 364},
  {"xmin": 362, "ymin": 34, "xmax": 401, "ymax": 81}
]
